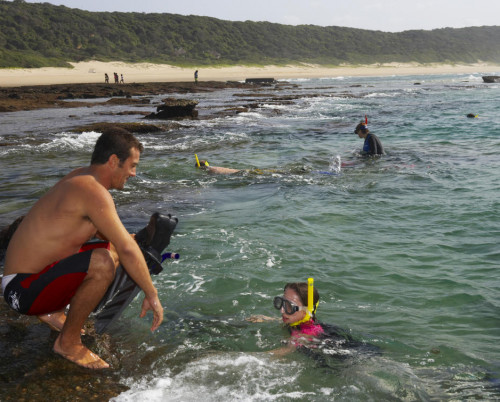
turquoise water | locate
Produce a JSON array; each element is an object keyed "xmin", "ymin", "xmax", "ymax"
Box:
[{"xmin": 1, "ymin": 72, "xmax": 499, "ymax": 400}]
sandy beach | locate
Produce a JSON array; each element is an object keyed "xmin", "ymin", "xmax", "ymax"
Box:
[{"xmin": 1, "ymin": 61, "xmax": 499, "ymax": 87}]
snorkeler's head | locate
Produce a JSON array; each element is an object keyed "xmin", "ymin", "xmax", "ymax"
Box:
[
  {"xmin": 282, "ymin": 282, "xmax": 320, "ymax": 322},
  {"xmin": 354, "ymin": 121, "xmax": 369, "ymax": 135},
  {"xmin": 195, "ymin": 159, "xmax": 210, "ymax": 169}
]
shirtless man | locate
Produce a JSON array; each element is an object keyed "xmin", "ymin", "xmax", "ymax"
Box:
[{"xmin": 2, "ymin": 128, "xmax": 163, "ymax": 369}]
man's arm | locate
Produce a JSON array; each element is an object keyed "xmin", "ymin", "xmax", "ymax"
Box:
[{"xmin": 84, "ymin": 184, "xmax": 163, "ymax": 331}]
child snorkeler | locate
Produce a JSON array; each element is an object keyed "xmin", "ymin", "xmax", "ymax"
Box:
[{"xmin": 251, "ymin": 279, "xmax": 377, "ymax": 358}]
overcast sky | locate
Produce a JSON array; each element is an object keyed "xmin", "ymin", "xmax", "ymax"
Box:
[{"xmin": 23, "ymin": 0, "xmax": 500, "ymax": 32}]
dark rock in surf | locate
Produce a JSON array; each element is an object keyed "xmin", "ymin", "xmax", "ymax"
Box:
[
  {"xmin": 482, "ymin": 76, "xmax": 500, "ymax": 83},
  {"xmin": 145, "ymin": 98, "xmax": 199, "ymax": 119}
]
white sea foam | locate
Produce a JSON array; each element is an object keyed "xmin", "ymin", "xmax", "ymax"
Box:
[
  {"xmin": 112, "ymin": 353, "xmax": 305, "ymax": 402},
  {"xmin": 41, "ymin": 131, "xmax": 102, "ymax": 152},
  {"xmin": 363, "ymin": 92, "xmax": 394, "ymax": 98}
]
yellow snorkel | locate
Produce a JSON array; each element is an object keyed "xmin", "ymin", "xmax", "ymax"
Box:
[
  {"xmin": 308, "ymin": 277, "xmax": 314, "ymax": 314},
  {"xmin": 289, "ymin": 277, "xmax": 318, "ymax": 327},
  {"xmin": 195, "ymin": 154, "xmax": 209, "ymax": 168}
]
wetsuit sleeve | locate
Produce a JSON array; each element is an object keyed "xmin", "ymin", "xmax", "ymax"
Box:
[
  {"xmin": 368, "ymin": 135, "xmax": 376, "ymax": 155},
  {"xmin": 368, "ymin": 134, "xmax": 384, "ymax": 155}
]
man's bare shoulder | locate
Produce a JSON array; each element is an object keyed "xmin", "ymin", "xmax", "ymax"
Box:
[
  {"xmin": 40, "ymin": 168, "xmax": 114, "ymax": 219},
  {"xmin": 58, "ymin": 168, "xmax": 108, "ymax": 196}
]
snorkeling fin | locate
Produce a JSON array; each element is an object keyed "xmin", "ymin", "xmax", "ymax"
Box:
[{"xmin": 93, "ymin": 212, "xmax": 178, "ymax": 334}]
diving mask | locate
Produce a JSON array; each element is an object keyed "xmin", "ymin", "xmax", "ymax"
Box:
[{"xmin": 273, "ymin": 296, "xmax": 308, "ymax": 315}]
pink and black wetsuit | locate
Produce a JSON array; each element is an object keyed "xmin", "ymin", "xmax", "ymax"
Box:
[{"xmin": 289, "ymin": 320, "xmax": 326, "ymax": 347}]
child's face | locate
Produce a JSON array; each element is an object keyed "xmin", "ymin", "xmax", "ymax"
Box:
[{"xmin": 280, "ymin": 288, "xmax": 307, "ymax": 325}]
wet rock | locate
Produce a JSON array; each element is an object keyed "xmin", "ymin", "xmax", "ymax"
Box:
[
  {"xmin": 105, "ymin": 97, "xmax": 150, "ymax": 105},
  {"xmin": 146, "ymin": 97, "xmax": 199, "ymax": 120},
  {"xmin": 482, "ymin": 75, "xmax": 500, "ymax": 83},
  {"xmin": 0, "ymin": 303, "xmax": 127, "ymax": 401},
  {"xmin": 72, "ymin": 122, "xmax": 173, "ymax": 134},
  {"xmin": 245, "ymin": 78, "xmax": 276, "ymax": 84}
]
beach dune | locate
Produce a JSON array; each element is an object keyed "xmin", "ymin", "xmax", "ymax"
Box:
[{"xmin": 0, "ymin": 61, "xmax": 499, "ymax": 87}]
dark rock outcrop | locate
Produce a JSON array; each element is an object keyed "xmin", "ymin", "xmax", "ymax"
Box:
[
  {"xmin": 245, "ymin": 78, "xmax": 276, "ymax": 84},
  {"xmin": 146, "ymin": 97, "xmax": 199, "ymax": 119},
  {"xmin": 482, "ymin": 76, "xmax": 500, "ymax": 83}
]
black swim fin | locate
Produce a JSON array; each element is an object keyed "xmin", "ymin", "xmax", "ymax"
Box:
[{"xmin": 93, "ymin": 212, "xmax": 178, "ymax": 334}]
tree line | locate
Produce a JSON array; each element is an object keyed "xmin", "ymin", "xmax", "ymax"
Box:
[{"xmin": 1, "ymin": 0, "xmax": 499, "ymax": 68}]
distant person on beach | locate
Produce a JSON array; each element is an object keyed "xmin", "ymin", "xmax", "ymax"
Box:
[
  {"xmin": 120, "ymin": 74, "xmax": 124, "ymax": 84},
  {"xmin": 2, "ymin": 128, "xmax": 163, "ymax": 369},
  {"xmin": 114, "ymin": 72, "xmax": 119, "ymax": 84},
  {"xmin": 354, "ymin": 119, "xmax": 384, "ymax": 155},
  {"xmin": 104, "ymin": 73, "xmax": 109, "ymax": 83},
  {"xmin": 194, "ymin": 70, "xmax": 199, "ymax": 84}
]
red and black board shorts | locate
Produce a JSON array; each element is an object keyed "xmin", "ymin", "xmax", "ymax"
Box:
[{"xmin": 3, "ymin": 241, "xmax": 110, "ymax": 315}]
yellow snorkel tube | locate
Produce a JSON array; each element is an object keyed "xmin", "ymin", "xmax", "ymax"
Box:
[
  {"xmin": 290, "ymin": 277, "xmax": 318, "ymax": 327},
  {"xmin": 308, "ymin": 277, "xmax": 314, "ymax": 314},
  {"xmin": 195, "ymin": 154, "xmax": 209, "ymax": 168}
]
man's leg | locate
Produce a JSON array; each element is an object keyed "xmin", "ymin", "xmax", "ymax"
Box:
[
  {"xmin": 38, "ymin": 310, "xmax": 83, "ymax": 333},
  {"xmin": 53, "ymin": 247, "xmax": 116, "ymax": 369},
  {"xmin": 38, "ymin": 241, "xmax": 119, "ymax": 334}
]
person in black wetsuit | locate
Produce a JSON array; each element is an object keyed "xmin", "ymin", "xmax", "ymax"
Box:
[{"xmin": 354, "ymin": 121, "xmax": 384, "ymax": 155}]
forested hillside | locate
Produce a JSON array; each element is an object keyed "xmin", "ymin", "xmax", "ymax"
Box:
[{"xmin": 1, "ymin": 0, "xmax": 499, "ymax": 68}]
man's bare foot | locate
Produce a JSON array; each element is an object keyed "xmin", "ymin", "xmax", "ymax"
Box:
[
  {"xmin": 38, "ymin": 312, "xmax": 85, "ymax": 334},
  {"xmin": 53, "ymin": 335, "xmax": 109, "ymax": 369}
]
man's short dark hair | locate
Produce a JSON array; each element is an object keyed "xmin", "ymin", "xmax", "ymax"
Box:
[{"xmin": 91, "ymin": 127, "xmax": 144, "ymax": 165}]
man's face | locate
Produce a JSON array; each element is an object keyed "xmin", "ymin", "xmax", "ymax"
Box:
[{"xmin": 113, "ymin": 147, "xmax": 140, "ymax": 190}]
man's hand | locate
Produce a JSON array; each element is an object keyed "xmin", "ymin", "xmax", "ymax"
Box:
[{"xmin": 140, "ymin": 294, "xmax": 164, "ymax": 332}]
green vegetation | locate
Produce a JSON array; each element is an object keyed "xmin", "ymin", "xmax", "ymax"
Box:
[{"xmin": 1, "ymin": 0, "xmax": 499, "ymax": 68}]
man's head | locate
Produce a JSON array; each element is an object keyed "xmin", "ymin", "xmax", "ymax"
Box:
[
  {"xmin": 91, "ymin": 128, "xmax": 144, "ymax": 190},
  {"xmin": 354, "ymin": 121, "xmax": 370, "ymax": 138},
  {"xmin": 91, "ymin": 127, "xmax": 144, "ymax": 166}
]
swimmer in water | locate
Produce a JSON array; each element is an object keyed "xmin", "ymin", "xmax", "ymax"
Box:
[
  {"xmin": 195, "ymin": 158, "xmax": 241, "ymax": 175},
  {"xmin": 255, "ymin": 281, "xmax": 377, "ymax": 358},
  {"xmin": 354, "ymin": 119, "xmax": 384, "ymax": 156},
  {"xmin": 194, "ymin": 155, "xmax": 307, "ymax": 176}
]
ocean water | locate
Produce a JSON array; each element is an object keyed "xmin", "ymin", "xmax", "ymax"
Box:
[{"xmin": 1, "ymin": 72, "xmax": 499, "ymax": 400}]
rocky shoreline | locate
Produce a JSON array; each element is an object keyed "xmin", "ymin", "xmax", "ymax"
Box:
[
  {"xmin": 0, "ymin": 301, "xmax": 127, "ymax": 401},
  {"xmin": 0, "ymin": 81, "xmax": 256, "ymax": 113},
  {"xmin": 1, "ymin": 80, "xmax": 346, "ymax": 138}
]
